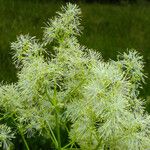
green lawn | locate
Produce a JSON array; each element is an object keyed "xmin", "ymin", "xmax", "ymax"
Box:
[{"xmin": 0, "ymin": 0, "xmax": 150, "ymax": 104}]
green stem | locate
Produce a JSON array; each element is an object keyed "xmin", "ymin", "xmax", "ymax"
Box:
[
  {"xmin": 54, "ymin": 79, "xmax": 61, "ymax": 150},
  {"xmin": 45, "ymin": 121, "xmax": 58, "ymax": 148},
  {"xmin": 19, "ymin": 128, "xmax": 30, "ymax": 150},
  {"xmin": 11, "ymin": 117, "xmax": 30, "ymax": 150},
  {"xmin": 55, "ymin": 110, "xmax": 61, "ymax": 150}
]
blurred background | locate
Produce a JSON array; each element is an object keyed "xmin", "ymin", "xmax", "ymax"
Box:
[{"xmin": 0, "ymin": 0, "xmax": 150, "ymax": 110}]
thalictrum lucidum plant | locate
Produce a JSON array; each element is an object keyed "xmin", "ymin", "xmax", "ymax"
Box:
[{"xmin": 0, "ymin": 3, "xmax": 150, "ymax": 150}]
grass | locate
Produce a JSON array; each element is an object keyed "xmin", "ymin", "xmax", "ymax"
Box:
[{"xmin": 0, "ymin": 0, "xmax": 150, "ymax": 105}]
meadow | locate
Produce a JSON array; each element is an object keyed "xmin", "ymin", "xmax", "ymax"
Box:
[{"xmin": 0, "ymin": 0, "xmax": 150, "ymax": 106}]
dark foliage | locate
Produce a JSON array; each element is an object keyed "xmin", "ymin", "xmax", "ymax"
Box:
[{"xmin": 65, "ymin": 0, "xmax": 137, "ymax": 3}]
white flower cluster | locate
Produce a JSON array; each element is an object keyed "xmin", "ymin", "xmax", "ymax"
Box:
[{"xmin": 0, "ymin": 3, "xmax": 149, "ymax": 150}]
